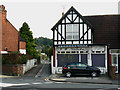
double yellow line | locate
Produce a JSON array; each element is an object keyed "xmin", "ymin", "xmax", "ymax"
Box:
[{"xmin": 45, "ymin": 78, "xmax": 50, "ymax": 81}]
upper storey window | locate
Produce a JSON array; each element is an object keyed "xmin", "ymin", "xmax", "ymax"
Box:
[{"xmin": 66, "ymin": 24, "xmax": 79, "ymax": 40}]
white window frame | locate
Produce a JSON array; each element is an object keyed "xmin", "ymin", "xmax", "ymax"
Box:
[{"xmin": 66, "ymin": 24, "xmax": 79, "ymax": 40}]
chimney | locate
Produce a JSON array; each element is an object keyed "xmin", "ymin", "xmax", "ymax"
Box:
[{"xmin": 0, "ymin": 5, "xmax": 7, "ymax": 20}]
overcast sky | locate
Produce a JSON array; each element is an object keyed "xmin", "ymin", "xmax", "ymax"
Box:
[{"xmin": 1, "ymin": 0, "xmax": 119, "ymax": 39}]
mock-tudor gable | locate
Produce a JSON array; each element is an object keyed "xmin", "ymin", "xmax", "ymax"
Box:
[{"xmin": 51, "ymin": 6, "xmax": 94, "ymax": 46}]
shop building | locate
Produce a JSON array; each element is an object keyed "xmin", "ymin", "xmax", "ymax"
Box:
[{"xmin": 51, "ymin": 6, "xmax": 108, "ymax": 74}]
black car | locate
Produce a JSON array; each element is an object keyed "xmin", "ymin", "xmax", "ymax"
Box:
[{"xmin": 62, "ymin": 62, "xmax": 101, "ymax": 77}]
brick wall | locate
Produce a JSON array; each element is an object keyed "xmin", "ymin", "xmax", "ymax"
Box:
[
  {"xmin": 0, "ymin": 5, "xmax": 19, "ymax": 52},
  {"xmin": 19, "ymin": 41, "xmax": 26, "ymax": 49},
  {"xmin": 2, "ymin": 20, "xmax": 19, "ymax": 52},
  {"xmin": 2, "ymin": 65, "xmax": 23, "ymax": 76}
]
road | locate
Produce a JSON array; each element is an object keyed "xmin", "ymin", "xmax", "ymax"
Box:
[{"xmin": 1, "ymin": 61, "xmax": 119, "ymax": 90}]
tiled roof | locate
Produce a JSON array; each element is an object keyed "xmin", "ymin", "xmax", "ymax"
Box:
[{"xmin": 84, "ymin": 15, "xmax": 120, "ymax": 49}]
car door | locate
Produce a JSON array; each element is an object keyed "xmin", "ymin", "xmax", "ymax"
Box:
[
  {"xmin": 69, "ymin": 63, "xmax": 77, "ymax": 74},
  {"xmin": 76, "ymin": 63, "xmax": 90, "ymax": 75}
]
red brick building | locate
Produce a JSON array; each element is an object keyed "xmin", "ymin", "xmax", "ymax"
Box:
[{"xmin": 0, "ymin": 5, "xmax": 26, "ymax": 54}]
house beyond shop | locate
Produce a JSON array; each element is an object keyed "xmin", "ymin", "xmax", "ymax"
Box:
[
  {"xmin": 84, "ymin": 15, "xmax": 120, "ymax": 73},
  {"xmin": 51, "ymin": 6, "xmax": 109, "ymax": 74},
  {"xmin": 0, "ymin": 5, "xmax": 26, "ymax": 54}
]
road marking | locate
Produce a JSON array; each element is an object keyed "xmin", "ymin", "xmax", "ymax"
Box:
[
  {"xmin": 54, "ymin": 82, "xmax": 65, "ymax": 84},
  {"xmin": 0, "ymin": 83, "xmax": 29, "ymax": 87},
  {"xmin": 32, "ymin": 82, "xmax": 42, "ymax": 85},
  {"xmin": 45, "ymin": 78, "xmax": 50, "ymax": 82},
  {"xmin": 52, "ymin": 79, "xmax": 66, "ymax": 81},
  {"xmin": 35, "ymin": 64, "xmax": 45, "ymax": 77},
  {"xmin": 44, "ymin": 82, "xmax": 53, "ymax": 84}
]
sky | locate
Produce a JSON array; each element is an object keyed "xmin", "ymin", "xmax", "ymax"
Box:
[{"xmin": 1, "ymin": 0, "xmax": 119, "ymax": 39}]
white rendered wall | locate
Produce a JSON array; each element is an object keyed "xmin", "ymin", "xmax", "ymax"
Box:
[
  {"xmin": 23, "ymin": 59, "xmax": 37, "ymax": 74},
  {"xmin": 1, "ymin": 51, "xmax": 8, "ymax": 54},
  {"xmin": 19, "ymin": 49, "xmax": 26, "ymax": 54}
]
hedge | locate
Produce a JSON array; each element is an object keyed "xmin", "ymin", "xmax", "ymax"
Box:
[{"xmin": 2, "ymin": 54, "xmax": 33, "ymax": 64}]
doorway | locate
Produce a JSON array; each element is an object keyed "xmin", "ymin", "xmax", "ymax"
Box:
[{"xmin": 112, "ymin": 54, "xmax": 119, "ymax": 73}]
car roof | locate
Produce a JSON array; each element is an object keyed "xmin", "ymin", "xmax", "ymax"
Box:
[{"xmin": 67, "ymin": 62, "xmax": 86, "ymax": 65}]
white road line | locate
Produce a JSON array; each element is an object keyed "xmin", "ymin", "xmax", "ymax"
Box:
[
  {"xmin": 44, "ymin": 82, "xmax": 53, "ymax": 84},
  {"xmin": 35, "ymin": 64, "xmax": 45, "ymax": 77},
  {"xmin": 0, "ymin": 83, "xmax": 30, "ymax": 87},
  {"xmin": 54, "ymin": 82, "xmax": 65, "ymax": 84},
  {"xmin": 32, "ymin": 82, "xmax": 42, "ymax": 85}
]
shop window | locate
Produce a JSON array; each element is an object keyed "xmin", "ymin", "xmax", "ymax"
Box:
[
  {"xmin": 80, "ymin": 51, "xmax": 83, "ymax": 53},
  {"xmin": 61, "ymin": 51, "xmax": 65, "ymax": 53},
  {"xmin": 72, "ymin": 51, "xmax": 76, "ymax": 53},
  {"xmin": 58, "ymin": 51, "xmax": 60, "ymax": 53},
  {"xmin": 102, "ymin": 51, "xmax": 105, "ymax": 53},
  {"xmin": 66, "ymin": 51, "xmax": 70, "ymax": 53},
  {"xmin": 96, "ymin": 51, "xmax": 101, "ymax": 53}
]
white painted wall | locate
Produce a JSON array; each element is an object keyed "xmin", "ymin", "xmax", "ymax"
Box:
[
  {"xmin": 1, "ymin": 51, "xmax": 8, "ymax": 54},
  {"xmin": 23, "ymin": 59, "xmax": 37, "ymax": 74},
  {"xmin": 51, "ymin": 55, "xmax": 56, "ymax": 74},
  {"xmin": 19, "ymin": 49, "xmax": 26, "ymax": 54}
]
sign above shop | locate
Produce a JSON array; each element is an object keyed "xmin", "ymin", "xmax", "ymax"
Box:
[{"xmin": 57, "ymin": 44, "xmax": 88, "ymax": 47}]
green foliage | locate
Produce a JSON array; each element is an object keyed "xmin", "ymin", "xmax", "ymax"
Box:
[
  {"xmin": 19, "ymin": 22, "xmax": 37, "ymax": 58},
  {"xmin": 35, "ymin": 37, "xmax": 53, "ymax": 59},
  {"xmin": 35, "ymin": 37, "xmax": 53, "ymax": 47},
  {"xmin": 2, "ymin": 54, "xmax": 28, "ymax": 64}
]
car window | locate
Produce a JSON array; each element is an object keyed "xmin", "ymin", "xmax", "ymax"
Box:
[
  {"xmin": 69, "ymin": 63, "xmax": 77, "ymax": 69},
  {"xmin": 76, "ymin": 63, "xmax": 87, "ymax": 69}
]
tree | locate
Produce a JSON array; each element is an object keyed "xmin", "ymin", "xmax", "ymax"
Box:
[
  {"xmin": 47, "ymin": 46, "xmax": 53, "ymax": 60},
  {"xmin": 35, "ymin": 37, "xmax": 53, "ymax": 59},
  {"xmin": 19, "ymin": 22, "xmax": 37, "ymax": 57}
]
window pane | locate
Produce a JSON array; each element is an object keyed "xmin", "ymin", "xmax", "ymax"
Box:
[
  {"xmin": 73, "ymin": 24, "xmax": 78, "ymax": 32},
  {"xmin": 73, "ymin": 33, "xmax": 79, "ymax": 40},
  {"xmin": 66, "ymin": 33, "xmax": 72, "ymax": 40},
  {"xmin": 66, "ymin": 24, "xmax": 72, "ymax": 32},
  {"xmin": 112, "ymin": 55, "xmax": 117, "ymax": 64}
]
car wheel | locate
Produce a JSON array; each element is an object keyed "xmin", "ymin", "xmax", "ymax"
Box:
[
  {"xmin": 91, "ymin": 72, "xmax": 97, "ymax": 77},
  {"xmin": 66, "ymin": 72, "xmax": 71, "ymax": 78}
]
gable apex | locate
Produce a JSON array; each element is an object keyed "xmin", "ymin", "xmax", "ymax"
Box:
[{"xmin": 51, "ymin": 6, "xmax": 93, "ymax": 31}]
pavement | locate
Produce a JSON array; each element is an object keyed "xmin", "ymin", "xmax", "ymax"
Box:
[
  {"xmin": 48, "ymin": 74, "xmax": 120, "ymax": 85},
  {"xmin": 0, "ymin": 75, "xmax": 18, "ymax": 78}
]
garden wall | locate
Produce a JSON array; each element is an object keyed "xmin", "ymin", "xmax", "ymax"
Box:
[{"xmin": 2, "ymin": 59, "xmax": 37, "ymax": 76}]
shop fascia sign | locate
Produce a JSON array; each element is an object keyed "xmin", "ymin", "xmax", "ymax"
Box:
[{"xmin": 58, "ymin": 44, "xmax": 88, "ymax": 48}]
